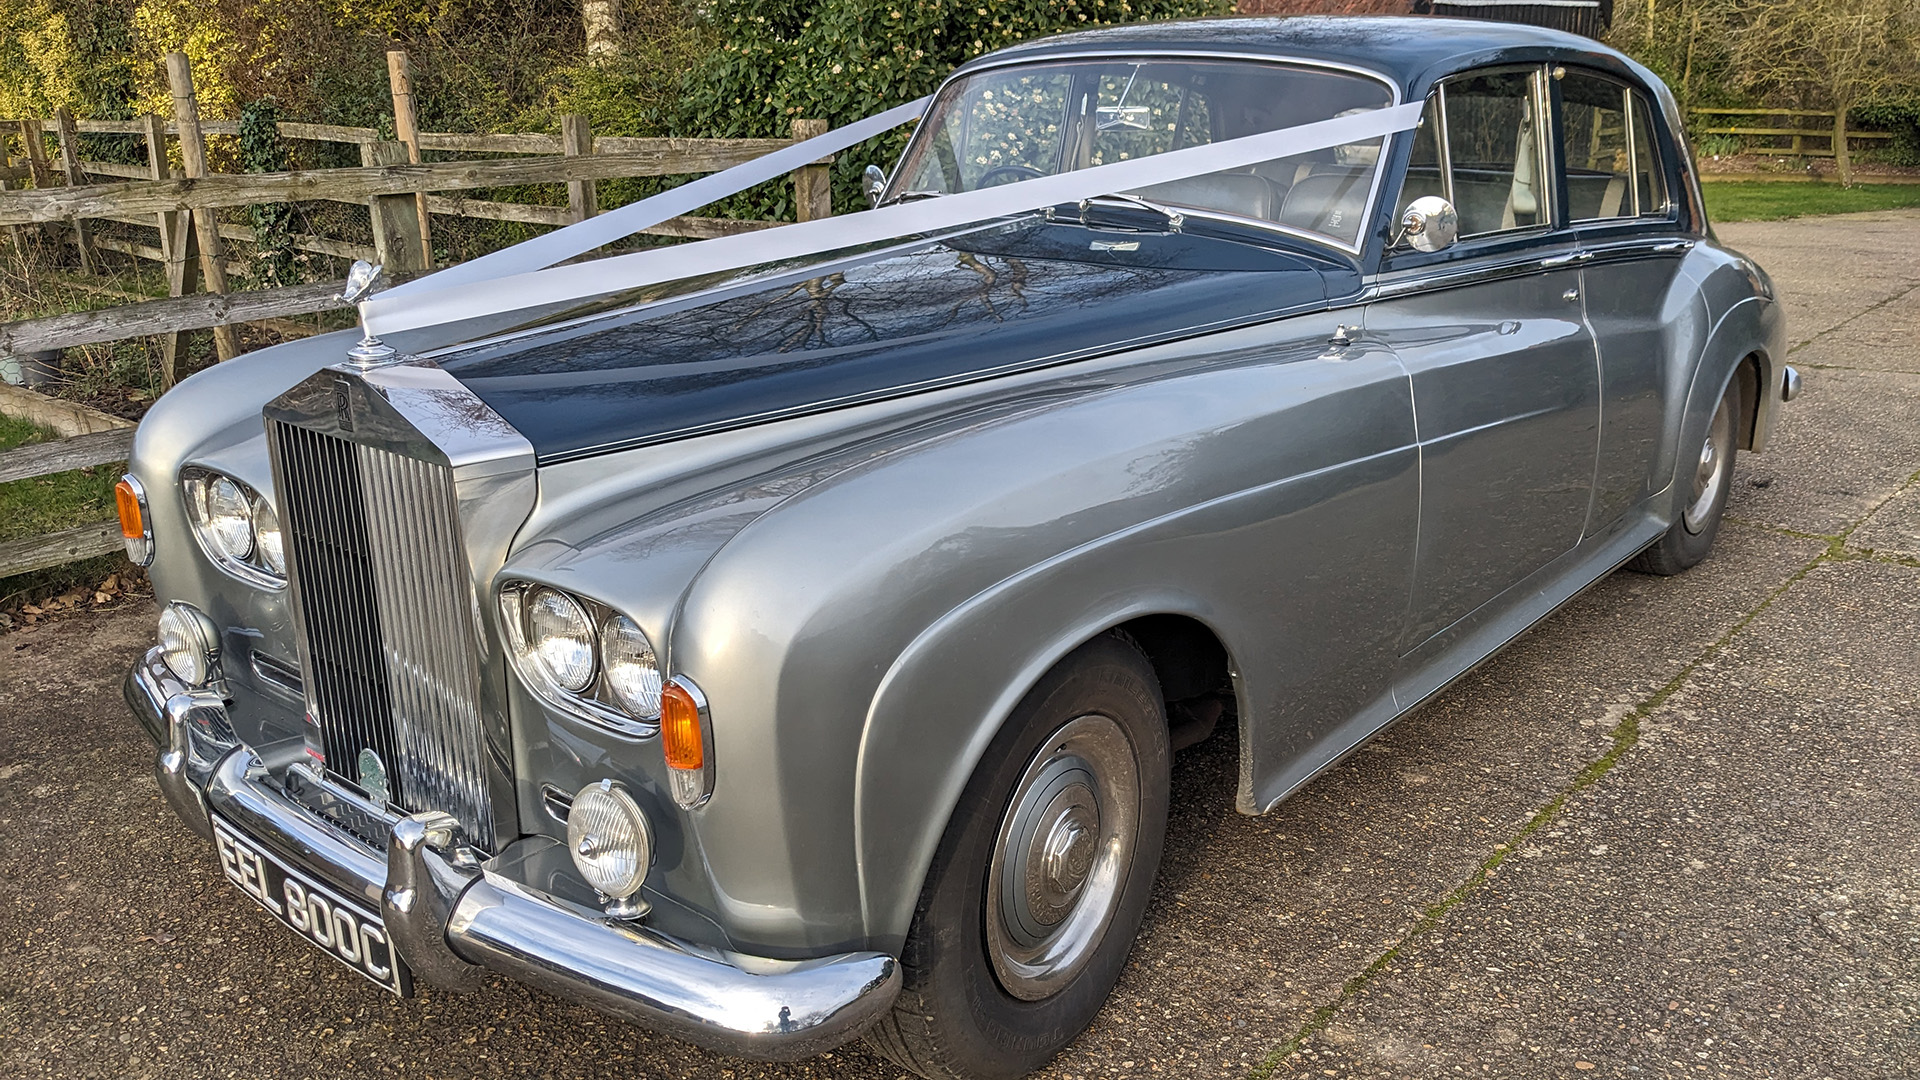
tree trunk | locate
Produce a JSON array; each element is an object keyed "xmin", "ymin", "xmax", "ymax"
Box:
[{"xmin": 583, "ymin": 0, "xmax": 623, "ymax": 61}]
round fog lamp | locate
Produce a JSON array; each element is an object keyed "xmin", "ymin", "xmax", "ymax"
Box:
[
  {"xmin": 157, "ymin": 603, "xmax": 217, "ymax": 686},
  {"xmin": 527, "ymin": 587, "xmax": 595, "ymax": 692},
  {"xmin": 206, "ymin": 476, "xmax": 254, "ymax": 560},
  {"xmin": 568, "ymin": 779, "xmax": 653, "ymax": 900},
  {"xmin": 600, "ymin": 615, "xmax": 663, "ymax": 721}
]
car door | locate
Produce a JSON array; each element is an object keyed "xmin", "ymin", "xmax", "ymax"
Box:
[
  {"xmin": 1363, "ymin": 66, "xmax": 1601, "ymax": 653},
  {"xmin": 1556, "ymin": 69, "xmax": 1695, "ymax": 533}
]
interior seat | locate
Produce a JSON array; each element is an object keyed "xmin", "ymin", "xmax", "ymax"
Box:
[
  {"xmin": 1129, "ymin": 172, "xmax": 1285, "ymax": 222},
  {"xmin": 1278, "ymin": 169, "xmax": 1370, "ymax": 240}
]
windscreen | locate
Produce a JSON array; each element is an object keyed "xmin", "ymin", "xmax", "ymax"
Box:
[{"xmin": 892, "ymin": 58, "xmax": 1396, "ymax": 246}]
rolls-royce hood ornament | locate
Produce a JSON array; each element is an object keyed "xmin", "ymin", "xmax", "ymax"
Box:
[{"xmin": 340, "ymin": 259, "xmax": 399, "ymax": 368}]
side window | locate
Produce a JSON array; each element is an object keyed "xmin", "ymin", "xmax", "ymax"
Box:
[
  {"xmin": 1630, "ymin": 93, "xmax": 1670, "ymax": 216},
  {"xmin": 1560, "ymin": 72, "xmax": 1632, "ymax": 220},
  {"xmin": 1560, "ymin": 70, "xmax": 1673, "ymax": 221},
  {"xmin": 1440, "ymin": 69, "xmax": 1546, "ymax": 237}
]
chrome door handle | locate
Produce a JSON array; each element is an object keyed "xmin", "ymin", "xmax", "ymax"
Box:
[
  {"xmin": 1540, "ymin": 251, "xmax": 1593, "ymax": 268},
  {"xmin": 1651, "ymin": 240, "xmax": 1696, "ymax": 253},
  {"xmin": 1562, "ymin": 287, "xmax": 1580, "ymax": 302}
]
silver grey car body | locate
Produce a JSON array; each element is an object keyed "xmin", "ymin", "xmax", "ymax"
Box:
[{"xmin": 123, "ymin": 15, "xmax": 1789, "ymax": 1067}]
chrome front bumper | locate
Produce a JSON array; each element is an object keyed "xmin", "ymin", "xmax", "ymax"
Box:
[{"xmin": 125, "ymin": 649, "xmax": 900, "ymax": 1061}]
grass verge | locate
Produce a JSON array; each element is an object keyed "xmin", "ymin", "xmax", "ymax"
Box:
[
  {"xmin": 0, "ymin": 413, "xmax": 131, "ymax": 614},
  {"xmin": 1704, "ymin": 180, "xmax": 1920, "ymax": 222}
]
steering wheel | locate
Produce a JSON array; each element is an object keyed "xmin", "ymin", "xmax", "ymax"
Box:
[{"xmin": 976, "ymin": 164, "xmax": 1044, "ymax": 188}]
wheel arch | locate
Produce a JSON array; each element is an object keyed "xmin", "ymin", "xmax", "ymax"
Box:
[
  {"xmin": 853, "ymin": 589, "xmax": 1246, "ymax": 954},
  {"xmin": 1662, "ymin": 293, "xmax": 1784, "ymax": 522}
]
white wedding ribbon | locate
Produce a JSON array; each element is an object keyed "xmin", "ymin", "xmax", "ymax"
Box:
[
  {"xmin": 379, "ymin": 96, "xmax": 935, "ymax": 299},
  {"xmin": 362, "ymin": 101, "xmax": 1423, "ymax": 339}
]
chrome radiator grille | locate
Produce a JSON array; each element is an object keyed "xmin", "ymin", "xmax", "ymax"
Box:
[{"xmin": 269, "ymin": 420, "xmax": 497, "ymax": 850}]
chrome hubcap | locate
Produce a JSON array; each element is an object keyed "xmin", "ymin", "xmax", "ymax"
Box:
[
  {"xmin": 987, "ymin": 714, "xmax": 1139, "ymax": 1001},
  {"xmin": 1683, "ymin": 394, "xmax": 1735, "ymax": 535}
]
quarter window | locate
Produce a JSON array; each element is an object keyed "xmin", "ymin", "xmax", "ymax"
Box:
[{"xmin": 1560, "ymin": 70, "xmax": 1670, "ymax": 220}]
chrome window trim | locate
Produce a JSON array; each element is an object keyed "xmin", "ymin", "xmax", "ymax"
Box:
[
  {"xmin": 1555, "ymin": 67, "xmax": 1680, "ymax": 227},
  {"xmin": 1427, "ymin": 63, "xmax": 1554, "ymax": 242},
  {"xmin": 1366, "ymin": 248, "xmax": 1568, "ymax": 301},
  {"xmin": 894, "ymin": 49, "xmax": 1403, "ymax": 257}
]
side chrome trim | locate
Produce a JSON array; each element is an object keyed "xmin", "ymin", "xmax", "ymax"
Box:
[{"xmin": 1367, "ymin": 249, "xmax": 1569, "ymax": 301}]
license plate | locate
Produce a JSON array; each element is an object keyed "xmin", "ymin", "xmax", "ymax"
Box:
[{"xmin": 211, "ymin": 815, "xmax": 411, "ymax": 996}]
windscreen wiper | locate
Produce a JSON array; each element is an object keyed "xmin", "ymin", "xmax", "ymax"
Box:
[
  {"xmin": 879, "ymin": 189, "xmax": 945, "ymax": 207},
  {"xmin": 1075, "ymin": 192, "xmax": 1185, "ymax": 233}
]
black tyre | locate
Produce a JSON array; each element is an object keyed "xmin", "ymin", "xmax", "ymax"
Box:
[
  {"xmin": 1631, "ymin": 375, "xmax": 1739, "ymax": 576},
  {"xmin": 866, "ymin": 633, "xmax": 1172, "ymax": 1080}
]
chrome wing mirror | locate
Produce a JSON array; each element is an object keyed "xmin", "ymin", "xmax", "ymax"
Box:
[
  {"xmin": 1396, "ymin": 196, "xmax": 1459, "ymax": 253},
  {"xmin": 864, "ymin": 164, "xmax": 888, "ymax": 208}
]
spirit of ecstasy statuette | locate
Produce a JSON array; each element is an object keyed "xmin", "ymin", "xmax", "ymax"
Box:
[{"xmin": 340, "ymin": 260, "xmax": 398, "ymax": 367}]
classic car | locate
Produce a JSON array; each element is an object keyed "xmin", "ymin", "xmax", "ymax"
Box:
[{"xmin": 119, "ymin": 15, "xmax": 1796, "ymax": 1080}]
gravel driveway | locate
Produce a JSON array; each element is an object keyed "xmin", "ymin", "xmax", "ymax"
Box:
[{"xmin": 3, "ymin": 212, "xmax": 1916, "ymax": 1080}]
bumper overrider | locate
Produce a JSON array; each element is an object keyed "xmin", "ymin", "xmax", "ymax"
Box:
[{"xmin": 125, "ymin": 647, "xmax": 901, "ymax": 1060}]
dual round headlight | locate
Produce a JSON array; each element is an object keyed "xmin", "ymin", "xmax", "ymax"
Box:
[
  {"xmin": 504, "ymin": 584, "xmax": 664, "ymax": 727},
  {"xmin": 184, "ymin": 470, "xmax": 285, "ymax": 583}
]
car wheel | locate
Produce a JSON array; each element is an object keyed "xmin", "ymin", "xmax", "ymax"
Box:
[
  {"xmin": 866, "ymin": 632, "xmax": 1172, "ymax": 1080},
  {"xmin": 1630, "ymin": 375, "xmax": 1739, "ymax": 576}
]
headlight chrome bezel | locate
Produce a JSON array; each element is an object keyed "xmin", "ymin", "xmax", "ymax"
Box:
[
  {"xmin": 499, "ymin": 581, "xmax": 663, "ymax": 738},
  {"xmin": 181, "ymin": 467, "xmax": 286, "ymax": 589},
  {"xmin": 157, "ymin": 601, "xmax": 222, "ymax": 687}
]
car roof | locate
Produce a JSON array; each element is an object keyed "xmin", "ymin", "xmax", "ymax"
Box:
[{"xmin": 962, "ymin": 15, "xmax": 1648, "ymax": 98}]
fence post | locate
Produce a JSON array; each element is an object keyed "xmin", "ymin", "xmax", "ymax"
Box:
[
  {"xmin": 1, "ymin": 127, "xmax": 25, "ymax": 260},
  {"xmin": 368, "ymin": 140, "xmax": 428, "ymax": 276},
  {"xmin": 1833, "ymin": 109, "xmax": 1852, "ymax": 185},
  {"xmin": 142, "ymin": 112, "xmax": 195, "ymax": 386},
  {"xmin": 165, "ymin": 52, "xmax": 241, "ymax": 364},
  {"xmin": 15, "ymin": 119, "xmax": 53, "ymax": 188},
  {"xmin": 561, "ymin": 114, "xmax": 598, "ymax": 224},
  {"xmin": 791, "ymin": 118, "xmax": 830, "ymax": 223},
  {"xmin": 386, "ymin": 50, "xmax": 433, "ymax": 267},
  {"xmin": 52, "ymin": 108, "xmax": 95, "ymax": 273}
]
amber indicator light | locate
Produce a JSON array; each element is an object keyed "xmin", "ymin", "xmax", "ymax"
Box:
[
  {"xmin": 660, "ymin": 681, "xmax": 705, "ymax": 771},
  {"xmin": 115, "ymin": 478, "xmax": 144, "ymax": 539}
]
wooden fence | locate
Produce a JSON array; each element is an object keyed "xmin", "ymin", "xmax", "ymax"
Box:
[
  {"xmin": 0, "ymin": 48, "xmax": 832, "ymax": 379},
  {"xmin": 1690, "ymin": 107, "xmax": 1892, "ymax": 160},
  {"xmin": 0, "ymin": 49, "xmax": 838, "ymax": 582}
]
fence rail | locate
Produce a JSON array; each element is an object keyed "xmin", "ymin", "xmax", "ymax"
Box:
[{"xmin": 1690, "ymin": 107, "xmax": 1892, "ymax": 159}]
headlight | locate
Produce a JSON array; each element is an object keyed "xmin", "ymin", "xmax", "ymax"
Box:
[
  {"xmin": 205, "ymin": 476, "xmax": 254, "ymax": 560},
  {"xmin": 568, "ymin": 779, "xmax": 652, "ymax": 904},
  {"xmin": 528, "ymin": 587, "xmax": 595, "ymax": 692},
  {"xmin": 600, "ymin": 616, "xmax": 663, "ymax": 721},
  {"xmin": 501, "ymin": 583, "xmax": 667, "ymax": 737},
  {"xmin": 157, "ymin": 602, "xmax": 219, "ymax": 686},
  {"xmin": 252, "ymin": 499, "xmax": 286, "ymax": 576},
  {"xmin": 182, "ymin": 469, "xmax": 284, "ymax": 587}
]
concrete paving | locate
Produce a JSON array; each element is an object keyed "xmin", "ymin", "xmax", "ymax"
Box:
[{"xmin": 2, "ymin": 212, "xmax": 1916, "ymax": 1080}]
